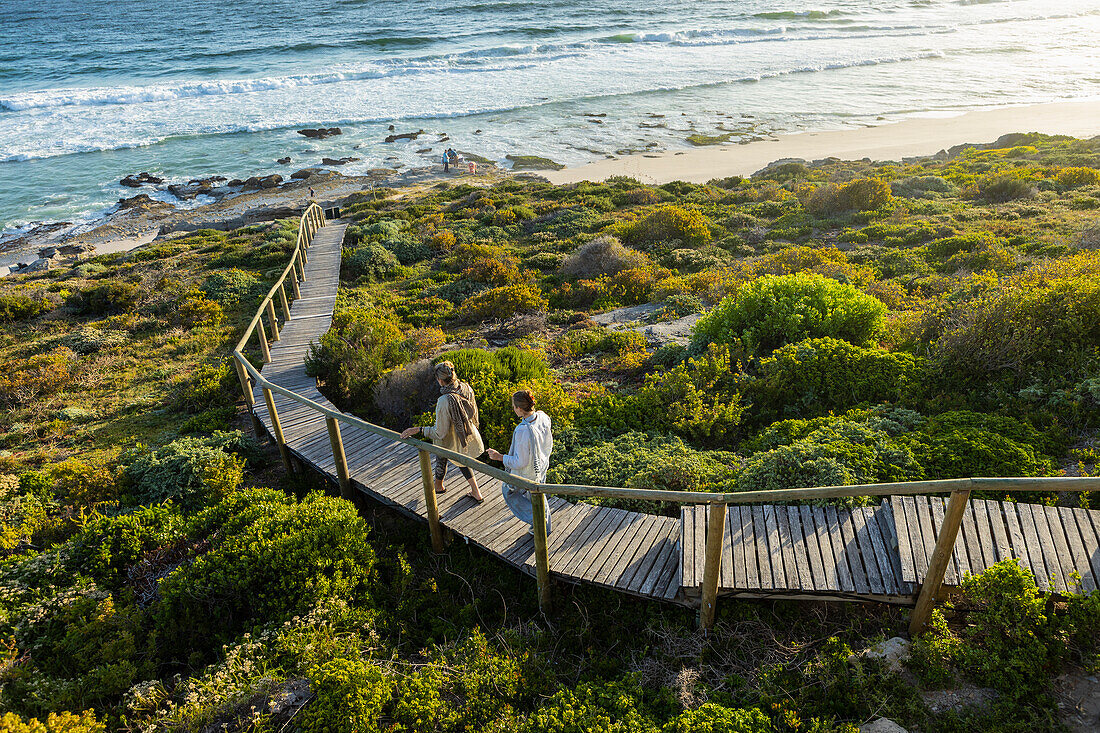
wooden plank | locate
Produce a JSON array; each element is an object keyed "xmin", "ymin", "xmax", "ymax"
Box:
[
  {"xmin": 694, "ymin": 505, "xmax": 706, "ymax": 589},
  {"xmin": 913, "ymin": 496, "xmax": 936, "ymax": 579},
  {"xmin": 1072, "ymin": 508, "xmax": 1100, "ymax": 594},
  {"xmin": 982, "ymin": 500, "xmax": 1013, "ymax": 565},
  {"xmin": 850, "ymin": 505, "xmax": 885, "ymax": 595},
  {"xmin": 681, "ymin": 507, "xmax": 696, "ymax": 589},
  {"xmin": 558, "ymin": 507, "xmax": 627, "ymax": 578},
  {"xmin": 770, "ymin": 506, "xmax": 797, "ymax": 590},
  {"xmin": 928, "ymin": 497, "xmax": 957, "ymax": 585},
  {"xmin": 590, "ymin": 513, "xmax": 653, "ymax": 586},
  {"xmin": 824, "ymin": 506, "xmax": 856, "ymax": 593},
  {"xmin": 752, "ymin": 506, "xmax": 772, "ymax": 589},
  {"xmin": 971, "ymin": 499, "xmax": 997, "ymax": 574},
  {"xmin": 1057, "ymin": 507, "xmax": 1097, "ymax": 594},
  {"xmin": 838, "ymin": 507, "xmax": 872, "ymax": 595},
  {"xmin": 786, "ymin": 506, "xmax": 815, "ymax": 591},
  {"xmin": 1002, "ymin": 502, "xmax": 1035, "ymax": 578},
  {"xmin": 877, "ymin": 500, "xmax": 912, "ymax": 595},
  {"xmin": 1020, "ymin": 501, "xmax": 1064, "ymax": 594},
  {"xmin": 1014, "ymin": 501, "xmax": 1050, "ymax": 587},
  {"xmin": 742, "ymin": 505, "xmax": 760, "ymax": 590},
  {"xmin": 863, "ymin": 506, "xmax": 898, "ymax": 595},
  {"xmin": 808, "ymin": 507, "xmax": 838, "ymax": 592},
  {"xmin": 721, "ymin": 505, "xmax": 738, "ymax": 589},
  {"xmin": 639, "ymin": 523, "xmax": 680, "ymax": 597},
  {"xmin": 891, "ymin": 498, "xmax": 916, "ymax": 585},
  {"xmin": 799, "ymin": 505, "xmax": 827, "ymax": 592},
  {"xmin": 1042, "ymin": 505, "xmax": 1078, "ymax": 593},
  {"xmin": 616, "ymin": 516, "xmax": 670, "ymax": 590}
]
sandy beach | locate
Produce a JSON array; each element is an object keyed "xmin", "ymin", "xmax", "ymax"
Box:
[{"xmin": 545, "ymin": 99, "xmax": 1100, "ymax": 185}]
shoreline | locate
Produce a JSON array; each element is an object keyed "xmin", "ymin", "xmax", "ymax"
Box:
[{"xmin": 544, "ymin": 99, "xmax": 1100, "ymax": 185}]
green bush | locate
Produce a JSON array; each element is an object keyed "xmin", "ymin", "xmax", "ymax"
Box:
[
  {"xmin": 305, "ymin": 309, "xmax": 411, "ymax": 408},
  {"xmin": 806, "ymin": 178, "xmax": 892, "ymax": 215},
  {"xmin": 155, "ymin": 490, "xmax": 377, "ymax": 658},
  {"xmin": 298, "ymin": 658, "xmax": 391, "ymax": 733},
  {"xmin": 0, "ymin": 293, "xmax": 53, "ymax": 323},
  {"xmin": 661, "ymin": 704, "xmax": 773, "ymax": 733},
  {"xmin": 973, "ymin": 172, "xmax": 1036, "ymax": 203},
  {"xmin": 455, "ymin": 283, "xmax": 548, "ymax": 322},
  {"xmin": 908, "ymin": 411, "xmax": 1054, "ymax": 479},
  {"xmin": 693, "ymin": 273, "xmax": 886, "ymax": 354},
  {"xmin": 756, "ymin": 337, "xmax": 920, "ymax": 417},
  {"xmin": 176, "ymin": 361, "xmax": 236, "ymax": 413},
  {"xmin": 70, "ymin": 503, "xmax": 184, "ymax": 589},
  {"xmin": 521, "ymin": 676, "xmax": 657, "ymax": 733},
  {"xmin": 121, "ymin": 435, "xmax": 245, "ymax": 509},
  {"xmin": 200, "ymin": 269, "xmax": 263, "ymax": 306},
  {"xmin": 0, "ymin": 710, "xmax": 104, "ymax": 732},
  {"xmin": 70, "ymin": 281, "xmax": 139, "ymax": 315},
  {"xmin": 344, "ymin": 243, "xmax": 400, "ymax": 281},
  {"xmin": 1056, "ymin": 166, "xmax": 1100, "ymax": 188},
  {"xmin": 562, "ymin": 236, "xmax": 649, "ymax": 279},
  {"xmin": 624, "ymin": 205, "xmax": 712, "ymax": 248}
]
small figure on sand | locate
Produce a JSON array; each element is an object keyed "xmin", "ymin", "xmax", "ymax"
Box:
[
  {"xmin": 447, "ymin": 148, "xmax": 459, "ymax": 168},
  {"xmin": 308, "ymin": 186, "xmax": 316, "ymax": 199},
  {"xmin": 467, "ymin": 160, "xmax": 478, "ymax": 175},
  {"xmin": 486, "ymin": 389, "xmax": 554, "ymax": 535},
  {"xmin": 442, "ymin": 151, "xmax": 450, "ymax": 173},
  {"xmin": 400, "ymin": 361, "xmax": 485, "ymax": 502}
]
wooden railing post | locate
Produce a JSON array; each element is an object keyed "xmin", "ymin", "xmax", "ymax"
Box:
[
  {"xmin": 909, "ymin": 489, "xmax": 971, "ymax": 636},
  {"xmin": 233, "ymin": 356, "xmax": 265, "ymax": 435},
  {"xmin": 699, "ymin": 502, "xmax": 727, "ymax": 631},
  {"xmin": 257, "ymin": 319, "xmax": 272, "ymax": 363},
  {"xmin": 419, "ymin": 449, "xmax": 444, "ymax": 552},
  {"xmin": 265, "ymin": 300, "xmax": 280, "ymax": 341},
  {"xmin": 289, "ymin": 265, "xmax": 302, "ymax": 299},
  {"xmin": 532, "ymin": 490, "xmax": 551, "ymax": 613},
  {"xmin": 262, "ymin": 386, "xmax": 295, "ymax": 474},
  {"xmin": 278, "ymin": 283, "xmax": 292, "ymax": 320},
  {"xmin": 326, "ymin": 417, "xmax": 353, "ymax": 499}
]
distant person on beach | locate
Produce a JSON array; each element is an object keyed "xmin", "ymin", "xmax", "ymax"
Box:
[
  {"xmin": 468, "ymin": 160, "xmax": 478, "ymax": 175},
  {"xmin": 447, "ymin": 148, "xmax": 458, "ymax": 166},
  {"xmin": 486, "ymin": 389, "xmax": 554, "ymax": 535},
  {"xmin": 400, "ymin": 361, "xmax": 485, "ymax": 502},
  {"xmin": 308, "ymin": 187, "xmax": 315, "ymax": 199},
  {"xmin": 442, "ymin": 151, "xmax": 450, "ymax": 173}
]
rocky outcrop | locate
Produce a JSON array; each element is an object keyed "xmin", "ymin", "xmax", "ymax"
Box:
[
  {"xmin": 240, "ymin": 174, "xmax": 283, "ymax": 191},
  {"xmin": 384, "ymin": 129, "xmax": 425, "ymax": 143},
  {"xmin": 321, "ymin": 157, "xmax": 360, "ymax": 166},
  {"xmin": 117, "ymin": 193, "xmax": 157, "ymax": 209},
  {"xmin": 277, "ymin": 157, "xmax": 291, "ymax": 165},
  {"xmin": 297, "ymin": 127, "xmax": 341, "ymax": 139},
  {"xmin": 120, "ymin": 172, "xmax": 164, "ymax": 187}
]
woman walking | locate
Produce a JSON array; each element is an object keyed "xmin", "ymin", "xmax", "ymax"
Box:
[
  {"xmin": 400, "ymin": 361, "xmax": 484, "ymax": 501},
  {"xmin": 486, "ymin": 389, "xmax": 554, "ymax": 535}
]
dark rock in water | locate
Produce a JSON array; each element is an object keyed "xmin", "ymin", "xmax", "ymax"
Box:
[
  {"xmin": 117, "ymin": 193, "xmax": 158, "ymax": 209},
  {"xmin": 384, "ymin": 129, "xmax": 425, "ymax": 143},
  {"xmin": 297, "ymin": 127, "xmax": 342, "ymax": 139},
  {"xmin": 120, "ymin": 171, "xmax": 163, "ymax": 188},
  {"xmin": 241, "ymin": 174, "xmax": 283, "ymax": 191},
  {"xmin": 388, "ymin": 124, "xmax": 395, "ymax": 131},
  {"xmin": 228, "ymin": 179, "xmax": 244, "ymax": 187},
  {"xmin": 582, "ymin": 112, "xmax": 607, "ymax": 117},
  {"xmin": 474, "ymin": 129, "xmax": 482, "ymax": 134},
  {"xmin": 417, "ymin": 148, "xmax": 433, "ymax": 154},
  {"xmin": 290, "ymin": 168, "xmax": 322, "ymax": 180},
  {"xmin": 438, "ymin": 136, "xmax": 450, "ymax": 142},
  {"xmin": 277, "ymin": 157, "xmax": 292, "ymax": 164},
  {"xmin": 189, "ymin": 175, "xmax": 226, "ymax": 184},
  {"xmin": 321, "ymin": 156, "xmax": 360, "ymax": 166}
]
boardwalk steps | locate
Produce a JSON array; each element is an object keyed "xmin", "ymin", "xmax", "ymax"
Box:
[{"xmin": 245, "ymin": 214, "xmax": 1100, "ymax": 616}]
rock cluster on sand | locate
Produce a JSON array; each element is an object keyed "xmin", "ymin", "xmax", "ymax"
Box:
[
  {"xmin": 120, "ymin": 172, "xmax": 164, "ymax": 187},
  {"xmin": 297, "ymin": 127, "xmax": 342, "ymax": 139}
]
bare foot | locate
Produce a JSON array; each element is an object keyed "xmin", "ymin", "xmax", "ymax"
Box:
[{"xmin": 466, "ymin": 490, "xmax": 485, "ymax": 503}]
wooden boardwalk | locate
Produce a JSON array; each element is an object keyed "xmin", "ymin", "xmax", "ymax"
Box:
[{"xmin": 250, "ymin": 221, "xmax": 1100, "ymax": 607}]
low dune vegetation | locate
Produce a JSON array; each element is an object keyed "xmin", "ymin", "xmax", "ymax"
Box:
[{"xmin": 0, "ymin": 133, "xmax": 1098, "ymax": 731}]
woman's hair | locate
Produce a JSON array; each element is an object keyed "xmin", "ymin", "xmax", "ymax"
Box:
[
  {"xmin": 511, "ymin": 389, "xmax": 535, "ymax": 412},
  {"xmin": 434, "ymin": 361, "xmax": 456, "ymax": 384}
]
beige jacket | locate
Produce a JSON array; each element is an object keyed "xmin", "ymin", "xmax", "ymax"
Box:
[{"xmin": 422, "ymin": 383, "xmax": 484, "ymax": 458}]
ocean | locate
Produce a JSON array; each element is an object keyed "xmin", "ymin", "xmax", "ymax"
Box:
[{"xmin": 1, "ymin": 0, "xmax": 1097, "ymax": 237}]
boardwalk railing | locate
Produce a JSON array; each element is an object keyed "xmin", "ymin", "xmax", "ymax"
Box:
[{"xmin": 232, "ymin": 205, "xmax": 1100, "ymax": 633}]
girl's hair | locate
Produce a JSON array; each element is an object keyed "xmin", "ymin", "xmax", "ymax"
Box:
[
  {"xmin": 511, "ymin": 389, "xmax": 535, "ymax": 412},
  {"xmin": 433, "ymin": 361, "xmax": 456, "ymax": 384}
]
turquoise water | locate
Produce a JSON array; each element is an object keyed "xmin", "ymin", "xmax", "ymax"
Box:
[{"xmin": 1, "ymin": 0, "xmax": 1098, "ymax": 234}]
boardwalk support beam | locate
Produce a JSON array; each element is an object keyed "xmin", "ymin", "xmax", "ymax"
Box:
[
  {"xmin": 263, "ymin": 387, "xmax": 295, "ymax": 475},
  {"xmin": 909, "ymin": 489, "xmax": 971, "ymax": 636},
  {"xmin": 326, "ymin": 417, "xmax": 353, "ymax": 499},
  {"xmin": 699, "ymin": 502, "xmax": 726, "ymax": 631},
  {"xmin": 532, "ymin": 491, "xmax": 551, "ymax": 613},
  {"xmin": 419, "ymin": 449, "xmax": 445, "ymax": 552}
]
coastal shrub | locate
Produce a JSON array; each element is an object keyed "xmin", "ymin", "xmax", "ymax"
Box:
[
  {"xmin": 941, "ymin": 240, "xmax": 1020, "ymax": 273},
  {"xmin": 548, "ymin": 432, "xmax": 737, "ymax": 508},
  {"xmin": 155, "ymin": 490, "xmax": 376, "ymax": 659},
  {"xmin": 49, "ymin": 456, "xmax": 117, "ymax": 507},
  {"xmin": 657, "ymin": 293, "xmax": 703, "ymax": 319},
  {"xmin": 381, "ymin": 234, "xmax": 432, "ymax": 265},
  {"xmin": 305, "ymin": 309, "xmax": 410, "ymax": 407},
  {"xmin": 70, "ymin": 503, "xmax": 184, "ymax": 589},
  {"xmin": 561, "ymin": 235, "xmax": 649, "ymax": 278},
  {"xmin": 70, "ymin": 280, "xmax": 139, "ymax": 315},
  {"xmin": 692, "ymin": 273, "xmax": 886, "ymax": 354},
  {"xmin": 62, "ymin": 326, "xmax": 128, "ymax": 354},
  {"xmin": 0, "ymin": 348, "xmax": 81, "ymax": 408},
  {"xmin": 372, "ymin": 359, "xmax": 439, "ymax": 424},
  {"xmin": 662, "ymin": 704, "xmax": 773, "ymax": 733},
  {"xmin": 121, "ymin": 436, "xmax": 244, "ymax": 509},
  {"xmin": 1056, "ymin": 166, "xmax": 1100, "ymax": 188},
  {"xmin": 890, "ymin": 175, "xmax": 956, "ymax": 198},
  {"xmin": 175, "ymin": 291, "xmax": 224, "ymax": 328},
  {"xmin": 6, "ymin": 586, "xmax": 152, "ymax": 716},
  {"xmin": 624, "ymin": 205, "xmax": 712, "ymax": 248},
  {"xmin": 756, "ymin": 337, "xmax": 920, "ymax": 417},
  {"xmin": 200, "ymin": 269, "xmax": 264, "ymax": 306},
  {"xmin": 298, "ymin": 658, "xmax": 391, "ymax": 733},
  {"xmin": 972, "ymin": 172, "xmax": 1036, "ymax": 203},
  {"xmin": 0, "ymin": 292, "xmax": 53, "ymax": 323},
  {"xmin": 455, "ymin": 283, "xmax": 548, "ymax": 322},
  {"xmin": 909, "ymin": 411, "xmax": 1054, "ymax": 478},
  {"xmin": 806, "ymin": 178, "xmax": 892, "ymax": 215},
  {"xmin": 176, "ymin": 361, "xmax": 235, "ymax": 413},
  {"xmin": 0, "ymin": 711, "xmax": 104, "ymax": 733},
  {"xmin": 521, "ymin": 676, "xmax": 657, "ymax": 733},
  {"xmin": 344, "ymin": 243, "xmax": 400, "ymax": 281}
]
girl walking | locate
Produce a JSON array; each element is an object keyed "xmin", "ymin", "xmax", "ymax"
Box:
[{"xmin": 486, "ymin": 389, "xmax": 554, "ymax": 535}]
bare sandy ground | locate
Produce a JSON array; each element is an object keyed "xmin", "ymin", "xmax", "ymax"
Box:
[{"xmin": 545, "ymin": 99, "xmax": 1100, "ymax": 185}]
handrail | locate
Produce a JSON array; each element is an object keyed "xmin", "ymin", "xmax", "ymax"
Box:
[{"xmin": 231, "ymin": 202, "xmax": 1100, "ymax": 632}]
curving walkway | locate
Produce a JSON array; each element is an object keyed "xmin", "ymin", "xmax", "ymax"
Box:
[{"xmin": 250, "ymin": 222, "xmax": 1100, "ymax": 607}]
